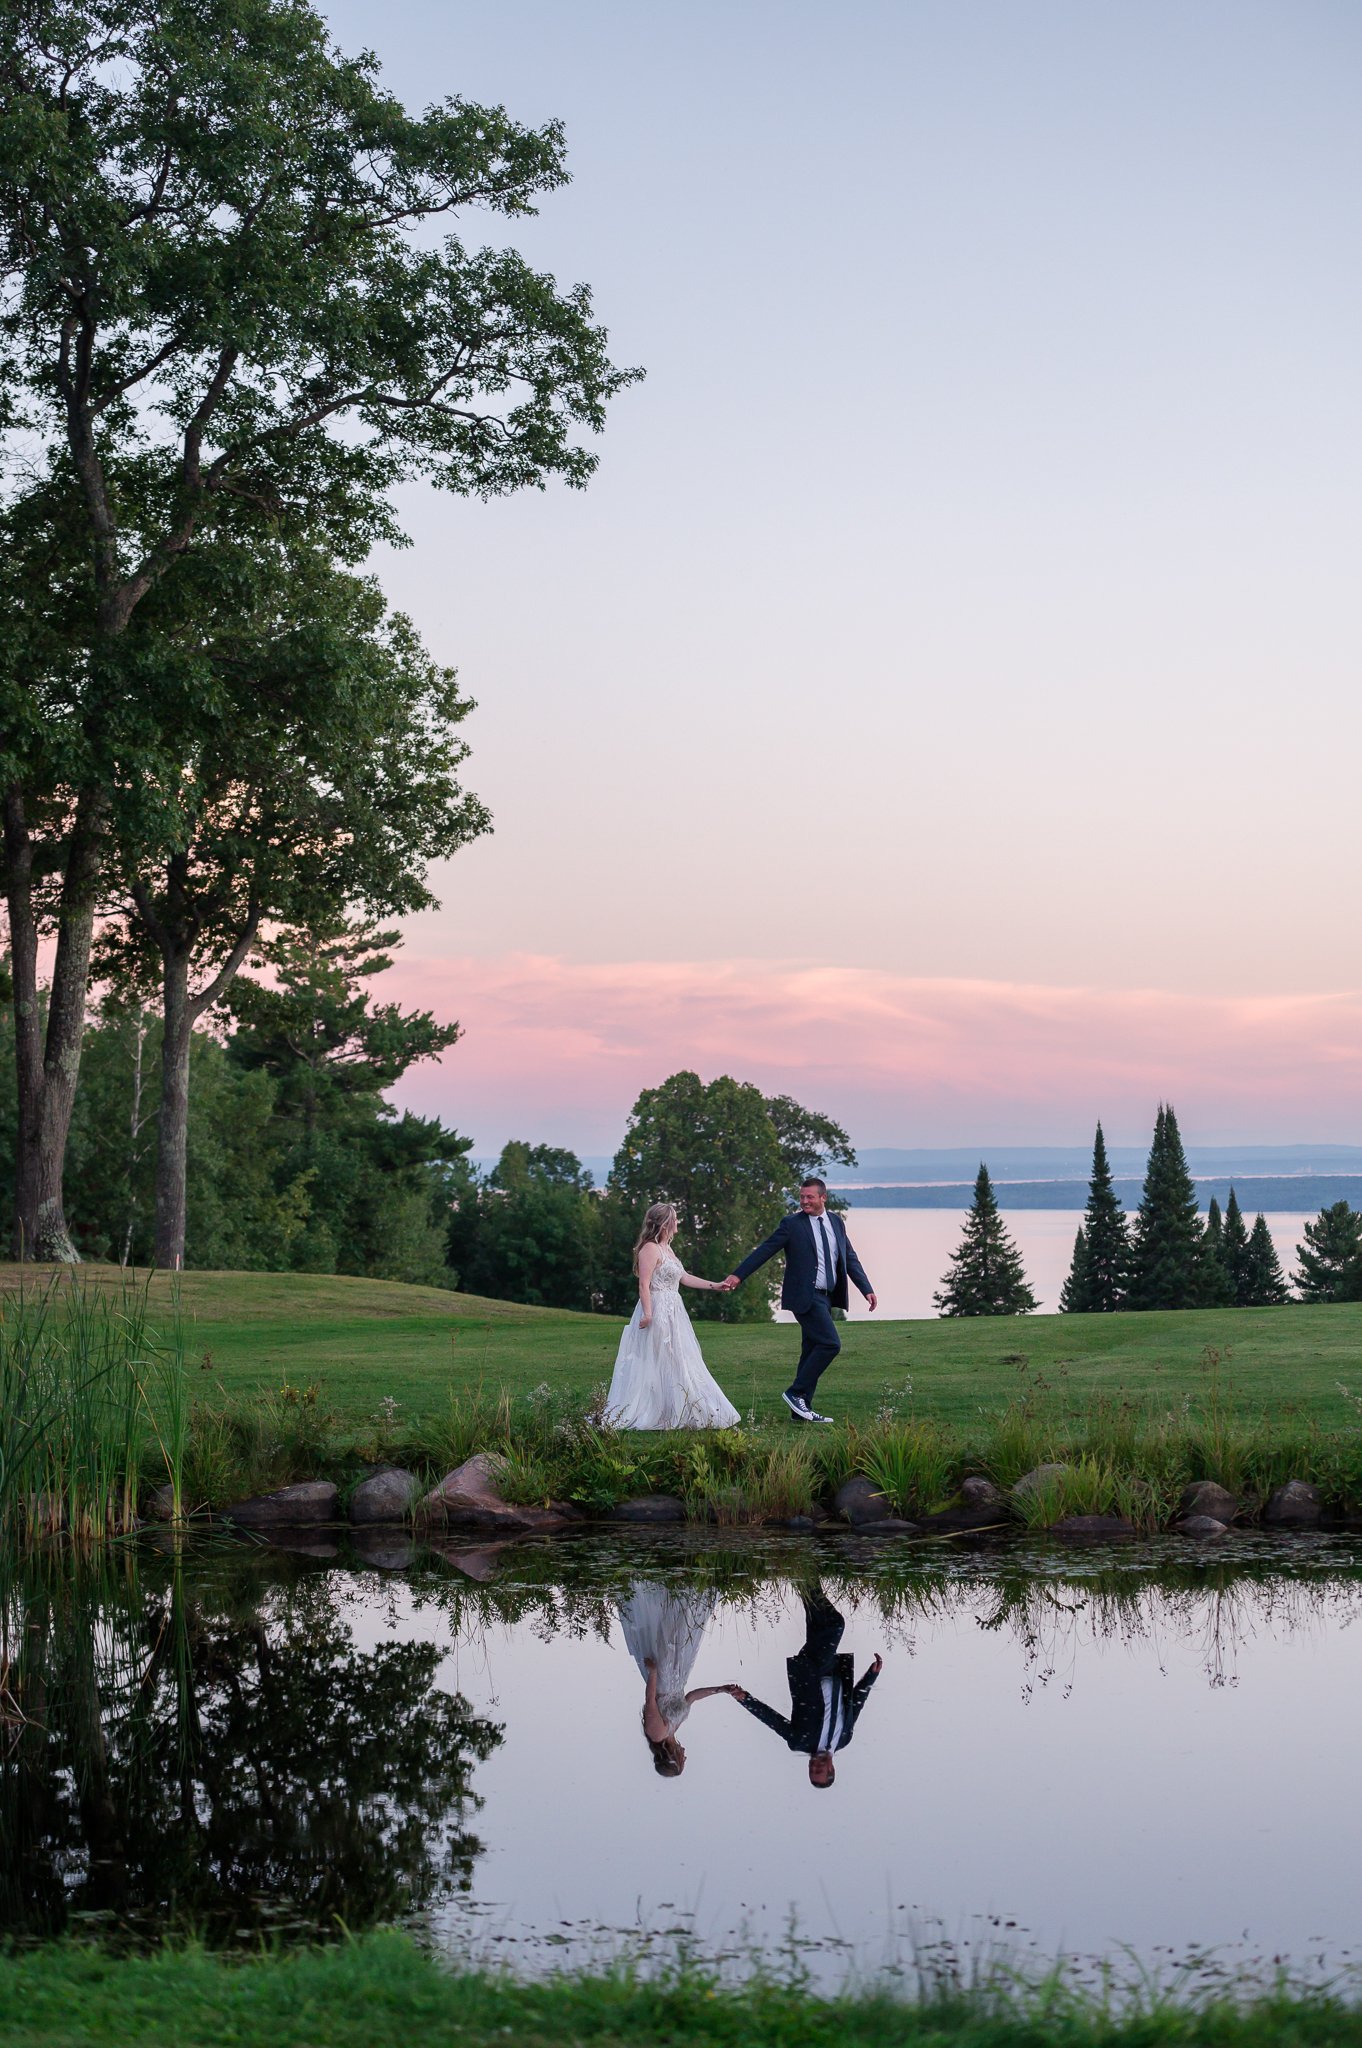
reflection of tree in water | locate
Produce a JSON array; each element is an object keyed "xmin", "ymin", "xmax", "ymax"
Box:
[
  {"xmin": 401, "ymin": 1532, "xmax": 1362, "ymax": 1700},
  {"xmin": 955, "ymin": 1555, "xmax": 1362, "ymax": 1695},
  {"xmin": 0, "ymin": 1547, "xmax": 501, "ymax": 1942}
]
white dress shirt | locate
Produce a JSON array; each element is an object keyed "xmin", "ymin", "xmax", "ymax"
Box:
[
  {"xmin": 810, "ymin": 1211, "xmax": 839, "ymax": 1291},
  {"xmin": 816, "ymin": 1676, "xmax": 846, "ymax": 1752}
]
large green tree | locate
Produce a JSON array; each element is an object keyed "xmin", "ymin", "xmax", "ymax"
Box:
[
  {"xmin": 1127, "ymin": 1105, "xmax": 1202, "ymax": 1311},
  {"xmin": 98, "ymin": 546, "xmax": 487, "ymax": 1268},
  {"xmin": 1198, "ymin": 1195, "xmax": 1234, "ymax": 1307},
  {"xmin": 1294, "ymin": 1201, "xmax": 1362, "ymax": 1303},
  {"xmin": 226, "ymin": 920, "xmax": 468, "ymax": 1280},
  {"xmin": 1058, "ymin": 1225, "xmax": 1089, "ymax": 1313},
  {"xmin": 605, "ymin": 1071, "xmax": 854, "ymax": 1321},
  {"xmin": 1222, "ymin": 1187, "xmax": 1252, "ymax": 1306},
  {"xmin": 0, "ymin": 0, "xmax": 637, "ymax": 1256},
  {"xmin": 1062, "ymin": 1121, "xmax": 1130, "ymax": 1312},
  {"xmin": 447, "ymin": 1143, "xmax": 603, "ymax": 1311},
  {"xmin": 1243, "ymin": 1214, "xmax": 1291, "ymax": 1307},
  {"xmin": 933, "ymin": 1164, "xmax": 1037, "ymax": 1317}
]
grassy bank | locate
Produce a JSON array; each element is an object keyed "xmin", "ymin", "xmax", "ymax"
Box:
[
  {"xmin": 7, "ymin": 1270, "xmax": 1362, "ymax": 1538},
  {"xmin": 3, "ymin": 1936, "xmax": 1362, "ymax": 2048},
  {"xmin": 5, "ymin": 1262, "xmax": 1362, "ymax": 1434}
]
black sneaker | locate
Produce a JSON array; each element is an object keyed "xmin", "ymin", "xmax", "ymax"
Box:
[{"xmin": 782, "ymin": 1391, "xmax": 813, "ymax": 1421}]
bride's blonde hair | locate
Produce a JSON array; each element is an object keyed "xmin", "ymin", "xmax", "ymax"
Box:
[{"xmin": 632, "ymin": 1201, "xmax": 677, "ymax": 1272}]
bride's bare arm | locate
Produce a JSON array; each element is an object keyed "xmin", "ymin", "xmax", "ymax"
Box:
[
  {"xmin": 637, "ymin": 1241, "xmax": 661, "ymax": 1326},
  {"xmin": 679, "ymin": 1269, "xmax": 721, "ymax": 1291}
]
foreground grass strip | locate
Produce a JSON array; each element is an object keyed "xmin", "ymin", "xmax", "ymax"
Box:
[{"xmin": 6, "ymin": 1938, "xmax": 1362, "ymax": 2048}]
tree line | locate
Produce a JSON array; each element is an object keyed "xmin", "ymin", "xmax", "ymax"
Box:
[
  {"xmin": 449, "ymin": 1070, "xmax": 855, "ymax": 1321},
  {"xmin": 936, "ymin": 1106, "xmax": 1362, "ymax": 1316},
  {"xmin": 0, "ymin": 0, "xmax": 636, "ymax": 1265}
]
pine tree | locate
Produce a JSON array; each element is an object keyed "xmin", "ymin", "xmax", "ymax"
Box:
[
  {"xmin": 1198, "ymin": 1196, "xmax": 1234, "ymax": 1306},
  {"xmin": 1243, "ymin": 1215, "xmax": 1291, "ymax": 1306},
  {"xmin": 1294, "ymin": 1202, "xmax": 1362, "ymax": 1302},
  {"xmin": 1076, "ymin": 1121, "xmax": 1130, "ymax": 1311},
  {"xmin": 1127, "ymin": 1104, "xmax": 1202, "ymax": 1310},
  {"xmin": 1221, "ymin": 1187, "xmax": 1251, "ymax": 1306},
  {"xmin": 1059, "ymin": 1226, "xmax": 1090, "ymax": 1313},
  {"xmin": 934, "ymin": 1164, "xmax": 1038, "ymax": 1317}
]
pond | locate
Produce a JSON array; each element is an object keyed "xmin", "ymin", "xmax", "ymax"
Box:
[{"xmin": 4, "ymin": 1529, "xmax": 1361, "ymax": 1991}]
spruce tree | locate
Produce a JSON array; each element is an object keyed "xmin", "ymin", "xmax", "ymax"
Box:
[
  {"xmin": 1243, "ymin": 1215, "xmax": 1291, "ymax": 1306},
  {"xmin": 1127, "ymin": 1104, "xmax": 1202, "ymax": 1310},
  {"xmin": 1059, "ymin": 1226, "xmax": 1090, "ymax": 1313},
  {"xmin": 1294, "ymin": 1202, "xmax": 1362, "ymax": 1302},
  {"xmin": 1198, "ymin": 1196, "xmax": 1234, "ymax": 1306},
  {"xmin": 934, "ymin": 1165, "xmax": 1038, "ymax": 1317},
  {"xmin": 1222, "ymin": 1187, "xmax": 1252, "ymax": 1306},
  {"xmin": 1076, "ymin": 1121, "xmax": 1130, "ymax": 1311}
]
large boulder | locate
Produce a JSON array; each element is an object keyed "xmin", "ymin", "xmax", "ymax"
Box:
[
  {"xmin": 1262, "ymin": 1480, "xmax": 1324, "ymax": 1528},
  {"xmin": 1011, "ymin": 1463, "xmax": 1071, "ymax": 1506},
  {"xmin": 221, "ymin": 1480, "xmax": 339, "ymax": 1529},
  {"xmin": 1049, "ymin": 1514, "xmax": 1137, "ymax": 1542},
  {"xmin": 959, "ymin": 1476, "xmax": 1006, "ymax": 1511},
  {"xmin": 608, "ymin": 1495, "xmax": 687, "ymax": 1524},
  {"xmin": 416, "ymin": 1452, "xmax": 578, "ymax": 1532},
  {"xmin": 834, "ymin": 1475, "xmax": 895, "ymax": 1527},
  {"xmin": 1180, "ymin": 1480, "xmax": 1238, "ymax": 1525},
  {"xmin": 350, "ymin": 1466, "xmax": 421, "ymax": 1525}
]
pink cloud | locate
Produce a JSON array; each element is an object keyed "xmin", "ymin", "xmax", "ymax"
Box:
[{"xmin": 382, "ymin": 953, "xmax": 1362, "ymax": 1150}]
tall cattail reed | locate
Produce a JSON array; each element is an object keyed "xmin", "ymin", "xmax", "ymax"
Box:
[{"xmin": 0, "ymin": 1275, "xmax": 189, "ymax": 1545}]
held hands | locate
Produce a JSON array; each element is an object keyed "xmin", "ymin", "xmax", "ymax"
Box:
[
  {"xmin": 724, "ymin": 1684, "xmax": 749, "ymax": 1701},
  {"xmin": 718, "ymin": 1274, "xmax": 740, "ymax": 1293}
]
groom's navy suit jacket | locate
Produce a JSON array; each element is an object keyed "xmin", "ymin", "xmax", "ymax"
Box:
[
  {"xmin": 732, "ymin": 1210, "xmax": 872, "ymax": 1314},
  {"xmin": 740, "ymin": 1653, "xmax": 880, "ymax": 1756}
]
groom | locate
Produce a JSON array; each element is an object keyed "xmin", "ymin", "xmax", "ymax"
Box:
[{"xmin": 720, "ymin": 1178, "xmax": 876, "ymax": 1422}]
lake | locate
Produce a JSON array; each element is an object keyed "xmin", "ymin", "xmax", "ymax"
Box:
[
  {"xmin": 7, "ymin": 1529, "xmax": 1362, "ymax": 1993},
  {"xmin": 831, "ymin": 1208, "xmax": 1313, "ymax": 1320}
]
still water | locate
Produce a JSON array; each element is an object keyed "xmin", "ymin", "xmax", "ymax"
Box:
[
  {"xmin": 835, "ymin": 1208, "xmax": 1313, "ymax": 1320},
  {"xmin": 5, "ymin": 1531, "xmax": 1362, "ymax": 1989}
]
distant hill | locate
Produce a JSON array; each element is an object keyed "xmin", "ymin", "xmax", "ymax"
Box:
[
  {"xmin": 844, "ymin": 1175, "xmax": 1362, "ymax": 1213},
  {"xmin": 833, "ymin": 1144, "xmax": 1362, "ymax": 1184}
]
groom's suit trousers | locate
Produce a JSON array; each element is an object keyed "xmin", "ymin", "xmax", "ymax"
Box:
[{"xmin": 789, "ymin": 1291, "xmax": 841, "ymax": 1403}]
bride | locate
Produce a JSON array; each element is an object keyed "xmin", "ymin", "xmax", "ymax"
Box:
[{"xmin": 604, "ymin": 1201, "xmax": 740, "ymax": 1429}]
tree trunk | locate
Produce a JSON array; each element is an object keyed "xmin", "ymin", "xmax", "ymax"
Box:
[
  {"xmin": 28, "ymin": 791, "xmax": 108, "ymax": 1262},
  {"xmin": 4, "ymin": 785, "xmax": 42, "ymax": 1257},
  {"xmin": 147, "ymin": 891, "xmax": 260, "ymax": 1272},
  {"xmin": 153, "ymin": 947, "xmax": 192, "ymax": 1271}
]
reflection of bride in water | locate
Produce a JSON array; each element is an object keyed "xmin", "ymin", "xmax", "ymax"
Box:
[{"xmin": 619, "ymin": 1581, "xmax": 727, "ymax": 1777}]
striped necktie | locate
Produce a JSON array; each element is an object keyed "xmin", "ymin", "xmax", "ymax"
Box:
[{"xmin": 819, "ymin": 1217, "xmax": 837, "ymax": 1290}]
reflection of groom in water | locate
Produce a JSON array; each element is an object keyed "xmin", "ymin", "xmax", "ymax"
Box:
[{"xmin": 724, "ymin": 1586, "xmax": 882, "ymax": 1788}]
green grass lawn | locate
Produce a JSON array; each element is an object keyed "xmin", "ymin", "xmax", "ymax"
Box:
[
  {"xmin": 3, "ymin": 1936, "xmax": 1361, "ymax": 2048},
  {"xmin": 8, "ymin": 1262, "xmax": 1362, "ymax": 1435}
]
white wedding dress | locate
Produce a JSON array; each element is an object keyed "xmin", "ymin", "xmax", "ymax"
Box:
[
  {"xmin": 604, "ymin": 1250, "xmax": 740, "ymax": 1430},
  {"xmin": 619, "ymin": 1581, "xmax": 717, "ymax": 1733}
]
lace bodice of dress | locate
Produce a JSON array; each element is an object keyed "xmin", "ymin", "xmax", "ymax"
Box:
[{"xmin": 650, "ymin": 1251, "xmax": 683, "ymax": 1293}]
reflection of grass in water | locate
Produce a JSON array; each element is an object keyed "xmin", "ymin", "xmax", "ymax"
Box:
[{"xmin": 6, "ymin": 1927, "xmax": 1362, "ymax": 2043}]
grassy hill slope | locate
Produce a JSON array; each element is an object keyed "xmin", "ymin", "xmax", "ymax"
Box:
[{"xmin": 6, "ymin": 1264, "xmax": 1361, "ymax": 1432}]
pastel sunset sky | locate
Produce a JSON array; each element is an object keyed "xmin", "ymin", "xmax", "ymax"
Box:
[{"xmin": 322, "ymin": 0, "xmax": 1362, "ymax": 1155}]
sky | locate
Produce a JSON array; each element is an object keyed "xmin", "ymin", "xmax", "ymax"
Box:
[{"xmin": 319, "ymin": 0, "xmax": 1362, "ymax": 1157}]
